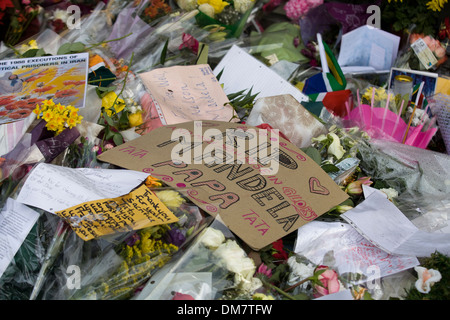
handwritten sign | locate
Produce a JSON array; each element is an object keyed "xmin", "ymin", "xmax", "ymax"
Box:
[
  {"xmin": 138, "ymin": 65, "xmax": 236, "ymax": 125},
  {"xmin": 55, "ymin": 184, "xmax": 178, "ymax": 241},
  {"xmin": 98, "ymin": 120, "xmax": 348, "ymax": 250}
]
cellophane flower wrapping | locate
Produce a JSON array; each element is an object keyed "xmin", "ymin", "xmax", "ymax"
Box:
[
  {"xmin": 25, "ymin": 182, "xmax": 210, "ymax": 300},
  {"xmin": 134, "ymin": 219, "xmax": 263, "ymax": 300}
]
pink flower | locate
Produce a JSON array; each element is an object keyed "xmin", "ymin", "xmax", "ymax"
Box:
[
  {"xmin": 313, "ymin": 265, "xmax": 340, "ymax": 297},
  {"xmin": 284, "ymin": 0, "xmax": 323, "ymax": 21},
  {"xmin": 255, "ymin": 263, "xmax": 272, "ymax": 279},
  {"xmin": 172, "ymin": 292, "xmax": 195, "ymax": 300},
  {"xmin": 345, "ymin": 176, "xmax": 372, "ymax": 196},
  {"xmin": 179, "ymin": 33, "xmax": 199, "ymax": 55},
  {"xmin": 22, "ymin": 0, "xmax": 30, "ymax": 4}
]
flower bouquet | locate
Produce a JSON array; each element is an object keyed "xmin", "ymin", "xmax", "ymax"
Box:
[
  {"xmin": 176, "ymin": 0, "xmax": 255, "ymax": 39},
  {"xmin": 342, "ymin": 85, "xmax": 438, "ymax": 149},
  {"xmin": 52, "ymin": 176, "xmax": 210, "ymax": 300},
  {"xmin": 135, "ymin": 220, "xmax": 263, "ymax": 300}
]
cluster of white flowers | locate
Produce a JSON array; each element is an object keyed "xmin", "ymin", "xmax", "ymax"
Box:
[
  {"xmin": 286, "ymin": 256, "xmax": 315, "ymax": 287},
  {"xmin": 199, "ymin": 227, "xmax": 261, "ymax": 293}
]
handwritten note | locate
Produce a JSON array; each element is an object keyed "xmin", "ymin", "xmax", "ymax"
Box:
[
  {"xmin": 16, "ymin": 163, "xmax": 149, "ymax": 213},
  {"xmin": 139, "ymin": 65, "xmax": 235, "ymax": 125},
  {"xmin": 0, "ymin": 198, "xmax": 40, "ymax": 278},
  {"xmin": 342, "ymin": 189, "xmax": 450, "ymax": 257},
  {"xmin": 294, "ymin": 220, "xmax": 419, "ymax": 281},
  {"xmin": 55, "ymin": 184, "xmax": 178, "ymax": 241}
]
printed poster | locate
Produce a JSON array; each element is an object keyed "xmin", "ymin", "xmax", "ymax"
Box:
[{"xmin": 0, "ymin": 53, "xmax": 89, "ymax": 125}]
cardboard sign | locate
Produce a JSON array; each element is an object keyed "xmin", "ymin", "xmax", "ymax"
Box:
[
  {"xmin": 98, "ymin": 120, "xmax": 348, "ymax": 250},
  {"xmin": 139, "ymin": 65, "xmax": 236, "ymax": 125},
  {"xmin": 55, "ymin": 184, "xmax": 178, "ymax": 241}
]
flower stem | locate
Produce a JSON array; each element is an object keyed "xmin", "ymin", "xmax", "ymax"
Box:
[
  {"xmin": 284, "ymin": 278, "xmax": 310, "ymax": 292},
  {"xmin": 261, "ymin": 279, "xmax": 296, "ymax": 300}
]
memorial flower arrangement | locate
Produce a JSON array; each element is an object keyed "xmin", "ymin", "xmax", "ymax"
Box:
[
  {"xmin": 33, "ymin": 99, "xmax": 83, "ymax": 136},
  {"xmin": 67, "ymin": 176, "xmax": 207, "ymax": 300}
]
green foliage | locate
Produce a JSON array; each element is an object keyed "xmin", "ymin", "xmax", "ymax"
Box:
[{"xmin": 381, "ymin": 0, "xmax": 443, "ymax": 36}]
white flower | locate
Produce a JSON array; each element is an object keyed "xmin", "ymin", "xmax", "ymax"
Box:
[
  {"xmin": 379, "ymin": 188, "xmax": 398, "ymax": 201},
  {"xmin": 234, "ymin": 0, "xmax": 254, "ymax": 13},
  {"xmin": 414, "ymin": 266, "xmax": 442, "ymax": 294},
  {"xmin": 51, "ymin": 9, "xmax": 70, "ymax": 23},
  {"xmin": 198, "ymin": 3, "xmax": 215, "ymax": 17},
  {"xmin": 199, "ymin": 227, "xmax": 225, "ymax": 249},
  {"xmin": 177, "ymin": 0, "xmax": 198, "ymax": 11},
  {"xmin": 327, "ymin": 132, "xmax": 345, "ymax": 160},
  {"xmin": 286, "ymin": 256, "xmax": 315, "ymax": 286},
  {"xmin": 213, "ymin": 240, "xmax": 256, "ymax": 285}
]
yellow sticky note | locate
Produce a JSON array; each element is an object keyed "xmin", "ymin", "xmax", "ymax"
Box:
[{"xmin": 55, "ymin": 185, "xmax": 179, "ymax": 241}]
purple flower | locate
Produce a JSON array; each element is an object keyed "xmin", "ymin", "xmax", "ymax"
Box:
[
  {"xmin": 125, "ymin": 233, "xmax": 140, "ymax": 246},
  {"xmin": 165, "ymin": 228, "xmax": 186, "ymax": 247}
]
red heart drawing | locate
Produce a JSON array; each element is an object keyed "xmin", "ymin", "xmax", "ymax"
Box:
[{"xmin": 309, "ymin": 177, "xmax": 330, "ymax": 195}]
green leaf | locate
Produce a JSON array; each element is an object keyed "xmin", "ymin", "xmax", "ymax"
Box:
[
  {"xmin": 22, "ymin": 49, "xmax": 39, "ymax": 57},
  {"xmin": 302, "ymin": 147, "xmax": 322, "ymax": 165},
  {"xmin": 195, "ymin": 43, "xmax": 209, "ymax": 65},
  {"xmin": 70, "ymin": 42, "xmax": 85, "ymax": 53},
  {"xmin": 160, "ymin": 39, "xmax": 169, "ymax": 65},
  {"xmin": 57, "ymin": 43, "xmax": 72, "ymax": 55},
  {"xmin": 321, "ymin": 163, "xmax": 339, "ymax": 173},
  {"xmin": 113, "ymin": 133, "xmax": 124, "ymax": 146},
  {"xmin": 35, "ymin": 49, "xmax": 46, "ymax": 57},
  {"xmin": 103, "ymin": 111, "xmax": 115, "ymax": 127}
]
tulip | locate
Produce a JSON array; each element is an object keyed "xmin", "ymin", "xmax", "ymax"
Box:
[{"xmin": 345, "ymin": 176, "xmax": 372, "ymax": 196}]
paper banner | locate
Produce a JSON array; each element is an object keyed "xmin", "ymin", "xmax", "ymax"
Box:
[
  {"xmin": 55, "ymin": 184, "xmax": 178, "ymax": 241},
  {"xmin": 97, "ymin": 120, "xmax": 348, "ymax": 250}
]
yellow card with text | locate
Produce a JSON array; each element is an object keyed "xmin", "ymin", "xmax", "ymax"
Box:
[{"xmin": 55, "ymin": 185, "xmax": 178, "ymax": 241}]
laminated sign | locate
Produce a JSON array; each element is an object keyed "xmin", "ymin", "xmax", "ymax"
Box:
[{"xmin": 98, "ymin": 120, "xmax": 348, "ymax": 250}]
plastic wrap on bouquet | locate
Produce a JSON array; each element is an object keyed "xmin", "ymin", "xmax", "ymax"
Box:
[
  {"xmin": 343, "ymin": 85, "xmax": 438, "ymax": 149},
  {"xmin": 192, "ymin": 0, "xmax": 255, "ymax": 39},
  {"xmin": 62, "ymin": 2, "xmax": 111, "ymax": 45},
  {"xmin": 106, "ymin": 2, "xmax": 154, "ymax": 60},
  {"xmin": 428, "ymin": 93, "xmax": 450, "ymax": 154},
  {"xmin": 357, "ymin": 139, "xmax": 450, "ymax": 219},
  {"xmin": 47, "ymin": 180, "xmax": 211, "ymax": 300},
  {"xmin": 135, "ymin": 219, "xmax": 262, "ymax": 300}
]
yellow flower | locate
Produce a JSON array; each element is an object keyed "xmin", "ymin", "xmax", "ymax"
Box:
[
  {"xmin": 197, "ymin": 0, "xmax": 229, "ymax": 14},
  {"xmin": 102, "ymin": 92, "xmax": 125, "ymax": 116},
  {"xmin": 42, "ymin": 110, "xmax": 54, "ymax": 122},
  {"xmin": 145, "ymin": 176, "xmax": 163, "ymax": 188},
  {"xmin": 154, "ymin": 190, "xmax": 185, "ymax": 209},
  {"xmin": 128, "ymin": 111, "xmax": 143, "ymax": 127},
  {"xmin": 426, "ymin": 0, "xmax": 448, "ymax": 11},
  {"xmin": 18, "ymin": 40, "xmax": 39, "ymax": 54}
]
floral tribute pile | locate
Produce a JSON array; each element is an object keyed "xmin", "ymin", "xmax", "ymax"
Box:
[{"xmin": 0, "ymin": 0, "xmax": 449, "ymax": 306}]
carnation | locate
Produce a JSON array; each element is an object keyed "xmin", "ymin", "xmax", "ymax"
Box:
[
  {"xmin": 199, "ymin": 227, "xmax": 225, "ymax": 249},
  {"xmin": 155, "ymin": 190, "xmax": 186, "ymax": 209},
  {"xmin": 284, "ymin": 0, "xmax": 323, "ymax": 21}
]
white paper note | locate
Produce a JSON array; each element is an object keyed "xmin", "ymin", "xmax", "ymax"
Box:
[
  {"xmin": 0, "ymin": 198, "xmax": 40, "ymax": 278},
  {"xmin": 294, "ymin": 220, "xmax": 418, "ymax": 281},
  {"xmin": 213, "ymin": 45, "xmax": 309, "ymax": 103},
  {"xmin": 342, "ymin": 189, "xmax": 450, "ymax": 257},
  {"xmin": 16, "ymin": 163, "xmax": 149, "ymax": 213}
]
